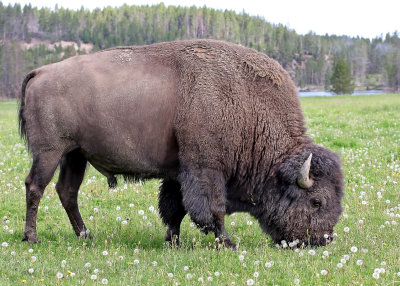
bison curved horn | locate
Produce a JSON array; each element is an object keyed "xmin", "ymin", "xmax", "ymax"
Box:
[{"xmin": 297, "ymin": 153, "xmax": 314, "ymax": 189}]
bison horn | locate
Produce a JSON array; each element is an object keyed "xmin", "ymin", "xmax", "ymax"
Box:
[{"xmin": 297, "ymin": 153, "xmax": 314, "ymax": 189}]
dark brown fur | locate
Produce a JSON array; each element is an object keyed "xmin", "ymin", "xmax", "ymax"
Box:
[{"xmin": 19, "ymin": 40, "xmax": 343, "ymax": 248}]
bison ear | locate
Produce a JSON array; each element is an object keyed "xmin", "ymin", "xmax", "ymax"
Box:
[{"xmin": 297, "ymin": 153, "xmax": 314, "ymax": 189}]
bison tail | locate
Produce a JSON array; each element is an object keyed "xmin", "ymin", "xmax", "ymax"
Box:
[{"xmin": 19, "ymin": 70, "xmax": 38, "ymax": 142}]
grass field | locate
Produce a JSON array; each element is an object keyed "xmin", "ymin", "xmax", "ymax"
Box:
[{"xmin": 0, "ymin": 94, "xmax": 399, "ymax": 285}]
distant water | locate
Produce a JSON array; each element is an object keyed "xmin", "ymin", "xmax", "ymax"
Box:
[{"xmin": 298, "ymin": 90, "xmax": 385, "ymax": 97}]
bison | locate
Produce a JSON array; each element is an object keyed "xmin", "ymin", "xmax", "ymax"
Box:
[{"xmin": 19, "ymin": 40, "xmax": 343, "ymax": 249}]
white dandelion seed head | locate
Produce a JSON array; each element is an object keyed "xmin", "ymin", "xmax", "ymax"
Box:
[
  {"xmin": 101, "ymin": 278, "xmax": 108, "ymax": 284},
  {"xmin": 167, "ymin": 273, "xmax": 173, "ymax": 278},
  {"xmin": 28, "ymin": 268, "xmax": 34, "ymax": 274},
  {"xmin": 372, "ymin": 272, "xmax": 380, "ymax": 279},
  {"xmin": 246, "ymin": 279, "xmax": 255, "ymax": 285},
  {"xmin": 94, "ymin": 269, "xmax": 99, "ymax": 274},
  {"xmin": 134, "ymin": 259, "xmax": 139, "ymax": 264},
  {"xmin": 239, "ymin": 255, "xmax": 244, "ymax": 261},
  {"xmin": 308, "ymin": 249, "xmax": 316, "ymax": 256},
  {"xmin": 103, "ymin": 251, "xmax": 108, "ymax": 256},
  {"xmin": 294, "ymin": 278, "xmax": 300, "ymax": 285},
  {"xmin": 356, "ymin": 260, "xmax": 363, "ymax": 266},
  {"xmin": 31, "ymin": 256, "xmax": 37, "ymax": 262},
  {"xmin": 184, "ymin": 266, "xmax": 189, "ymax": 271},
  {"xmin": 152, "ymin": 261, "xmax": 158, "ymax": 267},
  {"xmin": 138, "ymin": 210, "xmax": 144, "ymax": 215},
  {"xmin": 129, "ymin": 203, "xmax": 134, "ymax": 207},
  {"xmin": 337, "ymin": 263, "xmax": 343, "ymax": 268},
  {"xmin": 186, "ymin": 273, "xmax": 193, "ymax": 279},
  {"xmin": 214, "ymin": 272, "xmax": 220, "ymax": 277},
  {"xmin": 253, "ymin": 272, "xmax": 259, "ymax": 278},
  {"xmin": 1, "ymin": 242, "xmax": 8, "ymax": 247},
  {"xmin": 11, "ymin": 251, "xmax": 16, "ymax": 256},
  {"xmin": 91, "ymin": 274, "xmax": 97, "ymax": 280},
  {"xmin": 344, "ymin": 255, "xmax": 350, "ymax": 261},
  {"xmin": 344, "ymin": 227, "xmax": 350, "ymax": 233},
  {"xmin": 85, "ymin": 262, "xmax": 91, "ymax": 268},
  {"xmin": 323, "ymin": 250, "xmax": 329, "ymax": 256},
  {"xmin": 320, "ymin": 269, "xmax": 328, "ymax": 276},
  {"xmin": 351, "ymin": 246, "xmax": 358, "ymax": 253},
  {"xmin": 56, "ymin": 272, "xmax": 63, "ymax": 279},
  {"xmin": 207, "ymin": 276, "xmax": 213, "ymax": 281},
  {"xmin": 116, "ymin": 216, "xmax": 121, "ymax": 222},
  {"xmin": 134, "ymin": 248, "xmax": 139, "ymax": 254}
]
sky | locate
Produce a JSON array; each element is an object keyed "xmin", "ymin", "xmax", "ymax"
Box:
[{"xmin": 3, "ymin": 0, "xmax": 399, "ymax": 39}]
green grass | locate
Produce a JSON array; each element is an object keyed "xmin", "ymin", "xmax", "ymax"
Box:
[{"xmin": 1, "ymin": 94, "xmax": 400, "ymax": 285}]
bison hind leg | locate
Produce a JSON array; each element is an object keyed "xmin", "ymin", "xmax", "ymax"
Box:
[
  {"xmin": 23, "ymin": 150, "xmax": 62, "ymax": 244},
  {"xmin": 55, "ymin": 149, "xmax": 89, "ymax": 239},
  {"xmin": 158, "ymin": 179, "xmax": 186, "ymax": 246}
]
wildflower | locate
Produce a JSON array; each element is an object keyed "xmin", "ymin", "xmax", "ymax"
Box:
[
  {"xmin": 68, "ymin": 246, "xmax": 72, "ymax": 251},
  {"xmin": 294, "ymin": 278, "xmax": 300, "ymax": 285},
  {"xmin": 184, "ymin": 266, "xmax": 189, "ymax": 271},
  {"xmin": 94, "ymin": 269, "xmax": 99, "ymax": 274},
  {"xmin": 11, "ymin": 251, "xmax": 16, "ymax": 256},
  {"xmin": 372, "ymin": 272, "xmax": 379, "ymax": 279},
  {"xmin": 356, "ymin": 260, "xmax": 363, "ymax": 266},
  {"xmin": 101, "ymin": 278, "xmax": 108, "ymax": 284},
  {"xmin": 56, "ymin": 272, "xmax": 63, "ymax": 279},
  {"xmin": 308, "ymin": 249, "xmax": 316, "ymax": 256},
  {"xmin": 91, "ymin": 274, "xmax": 97, "ymax": 280},
  {"xmin": 149, "ymin": 206, "xmax": 155, "ymax": 212},
  {"xmin": 134, "ymin": 259, "xmax": 139, "ymax": 264},
  {"xmin": 198, "ymin": 277, "xmax": 204, "ymax": 283},
  {"xmin": 21, "ymin": 280, "xmax": 26, "ymax": 283},
  {"xmin": 31, "ymin": 256, "xmax": 37, "ymax": 262},
  {"xmin": 350, "ymin": 246, "xmax": 358, "ymax": 253},
  {"xmin": 344, "ymin": 227, "xmax": 350, "ymax": 233},
  {"xmin": 344, "ymin": 255, "xmax": 350, "ymax": 261},
  {"xmin": 320, "ymin": 269, "xmax": 328, "ymax": 276},
  {"xmin": 9, "ymin": 229, "xmax": 14, "ymax": 234},
  {"xmin": 214, "ymin": 272, "xmax": 220, "ymax": 277},
  {"xmin": 134, "ymin": 248, "xmax": 139, "ymax": 254},
  {"xmin": 381, "ymin": 261, "xmax": 386, "ymax": 266},
  {"xmin": 152, "ymin": 261, "xmax": 158, "ymax": 267},
  {"xmin": 253, "ymin": 272, "xmax": 259, "ymax": 278},
  {"xmin": 116, "ymin": 206, "xmax": 120, "ymax": 211},
  {"xmin": 94, "ymin": 207, "xmax": 99, "ymax": 213},
  {"xmin": 340, "ymin": 258, "xmax": 346, "ymax": 264},
  {"xmin": 61, "ymin": 260, "xmax": 67, "ymax": 267},
  {"xmin": 239, "ymin": 255, "xmax": 244, "ymax": 261},
  {"xmin": 246, "ymin": 279, "xmax": 255, "ymax": 285},
  {"xmin": 28, "ymin": 248, "xmax": 33, "ymax": 253},
  {"xmin": 265, "ymin": 261, "xmax": 274, "ymax": 268},
  {"xmin": 207, "ymin": 277, "xmax": 213, "ymax": 281},
  {"xmin": 322, "ymin": 250, "xmax": 329, "ymax": 256},
  {"xmin": 186, "ymin": 273, "xmax": 193, "ymax": 279},
  {"xmin": 138, "ymin": 210, "xmax": 144, "ymax": 215},
  {"xmin": 167, "ymin": 273, "xmax": 173, "ymax": 278},
  {"xmin": 122, "ymin": 220, "xmax": 128, "ymax": 225},
  {"xmin": 85, "ymin": 262, "xmax": 91, "ymax": 268},
  {"xmin": 247, "ymin": 220, "xmax": 253, "ymax": 225},
  {"xmin": 129, "ymin": 203, "xmax": 134, "ymax": 207},
  {"xmin": 28, "ymin": 268, "xmax": 34, "ymax": 274},
  {"xmin": 337, "ymin": 263, "xmax": 343, "ymax": 268},
  {"xmin": 116, "ymin": 216, "xmax": 121, "ymax": 222},
  {"xmin": 1, "ymin": 242, "xmax": 8, "ymax": 247},
  {"xmin": 103, "ymin": 250, "xmax": 108, "ymax": 256}
]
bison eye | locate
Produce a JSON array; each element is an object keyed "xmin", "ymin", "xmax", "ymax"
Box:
[{"xmin": 311, "ymin": 199, "xmax": 322, "ymax": 208}]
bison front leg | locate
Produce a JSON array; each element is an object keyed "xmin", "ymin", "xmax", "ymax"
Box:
[
  {"xmin": 179, "ymin": 168, "xmax": 236, "ymax": 250},
  {"xmin": 158, "ymin": 179, "xmax": 186, "ymax": 246}
]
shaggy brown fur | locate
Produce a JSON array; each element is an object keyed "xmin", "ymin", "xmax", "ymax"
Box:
[{"xmin": 19, "ymin": 39, "xmax": 343, "ymax": 248}]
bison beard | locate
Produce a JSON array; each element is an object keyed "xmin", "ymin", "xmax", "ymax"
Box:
[{"xmin": 19, "ymin": 39, "xmax": 344, "ymax": 249}]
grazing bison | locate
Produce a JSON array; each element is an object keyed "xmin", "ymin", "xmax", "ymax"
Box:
[{"xmin": 19, "ymin": 40, "xmax": 343, "ymax": 248}]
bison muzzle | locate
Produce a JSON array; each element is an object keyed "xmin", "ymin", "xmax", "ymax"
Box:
[{"xmin": 19, "ymin": 40, "xmax": 343, "ymax": 249}]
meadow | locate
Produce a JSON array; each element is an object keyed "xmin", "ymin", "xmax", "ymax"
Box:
[{"xmin": 0, "ymin": 94, "xmax": 399, "ymax": 285}]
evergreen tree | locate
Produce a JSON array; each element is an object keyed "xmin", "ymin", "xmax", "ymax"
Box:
[{"xmin": 330, "ymin": 59, "xmax": 355, "ymax": 94}]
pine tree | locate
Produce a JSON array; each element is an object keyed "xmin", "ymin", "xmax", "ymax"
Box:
[{"xmin": 330, "ymin": 59, "xmax": 355, "ymax": 94}]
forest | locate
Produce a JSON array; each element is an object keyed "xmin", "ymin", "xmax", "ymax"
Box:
[{"xmin": 0, "ymin": 2, "xmax": 399, "ymax": 97}]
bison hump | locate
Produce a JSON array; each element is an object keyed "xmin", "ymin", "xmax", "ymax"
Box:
[{"xmin": 242, "ymin": 52, "xmax": 285, "ymax": 86}]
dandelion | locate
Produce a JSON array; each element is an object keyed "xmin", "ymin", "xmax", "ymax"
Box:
[
  {"xmin": 186, "ymin": 273, "xmax": 193, "ymax": 279},
  {"xmin": 340, "ymin": 258, "xmax": 346, "ymax": 264},
  {"xmin": 116, "ymin": 206, "xmax": 120, "ymax": 211},
  {"xmin": 138, "ymin": 210, "xmax": 144, "ymax": 215},
  {"xmin": 214, "ymin": 272, "xmax": 220, "ymax": 277},
  {"xmin": 356, "ymin": 260, "xmax": 363, "ymax": 266},
  {"xmin": 61, "ymin": 260, "xmax": 67, "ymax": 267},
  {"xmin": 101, "ymin": 278, "xmax": 108, "ymax": 284},
  {"xmin": 253, "ymin": 272, "xmax": 259, "ymax": 278},
  {"xmin": 372, "ymin": 272, "xmax": 379, "ymax": 279},
  {"xmin": 11, "ymin": 251, "xmax": 16, "ymax": 256},
  {"xmin": 28, "ymin": 268, "xmax": 34, "ymax": 274},
  {"xmin": 9, "ymin": 229, "xmax": 14, "ymax": 234},
  {"xmin": 91, "ymin": 274, "xmax": 97, "ymax": 280},
  {"xmin": 381, "ymin": 261, "xmax": 386, "ymax": 266},
  {"xmin": 344, "ymin": 255, "xmax": 350, "ymax": 261},
  {"xmin": 320, "ymin": 269, "xmax": 328, "ymax": 276},
  {"xmin": 1, "ymin": 242, "xmax": 8, "ymax": 247},
  {"xmin": 56, "ymin": 272, "xmax": 63, "ymax": 279},
  {"xmin": 85, "ymin": 262, "xmax": 91, "ymax": 268},
  {"xmin": 322, "ymin": 250, "xmax": 329, "ymax": 256},
  {"xmin": 31, "ymin": 256, "xmax": 37, "ymax": 262},
  {"xmin": 246, "ymin": 279, "xmax": 255, "ymax": 285},
  {"xmin": 134, "ymin": 248, "xmax": 139, "ymax": 254},
  {"xmin": 102, "ymin": 250, "xmax": 108, "ymax": 256},
  {"xmin": 94, "ymin": 207, "xmax": 99, "ymax": 213},
  {"xmin": 265, "ymin": 261, "xmax": 274, "ymax": 268},
  {"xmin": 122, "ymin": 220, "xmax": 128, "ymax": 225},
  {"xmin": 239, "ymin": 255, "xmax": 244, "ymax": 261},
  {"xmin": 167, "ymin": 273, "xmax": 173, "ymax": 278},
  {"xmin": 246, "ymin": 220, "xmax": 253, "ymax": 226},
  {"xmin": 129, "ymin": 203, "xmax": 134, "ymax": 207},
  {"xmin": 350, "ymin": 246, "xmax": 358, "ymax": 253},
  {"xmin": 344, "ymin": 227, "xmax": 350, "ymax": 233},
  {"xmin": 294, "ymin": 278, "xmax": 300, "ymax": 285},
  {"xmin": 308, "ymin": 249, "xmax": 316, "ymax": 256},
  {"xmin": 337, "ymin": 263, "xmax": 343, "ymax": 268},
  {"xmin": 207, "ymin": 276, "xmax": 213, "ymax": 282},
  {"xmin": 184, "ymin": 266, "xmax": 189, "ymax": 271},
  {"xmin": 134, "ymin": 259, "xmax": 139, "ymax": 264},
  {"xmin": 149, "ymin": 206, "xmax": 155, "ymax": 212},
  {"xmin": 116, "ymin": 216, "xmax": 121, "ymax": 222},
  {"xmin": 198, "ymin": 277, "xmax": 204, "ymax": 283},
  {"xmin": 68, "ymin": 246, "xmax": 72, "ymax": 251},
  {"xmin": 94, "ymin": 269, "xmax": 99, "ymax": 274}
]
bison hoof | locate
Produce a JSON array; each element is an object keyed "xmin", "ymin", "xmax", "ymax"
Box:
[
  {"xmin": 165, "ymin": 232, "xmax": 181, "ymax": 247},
  {"xmin": 22, "ymin": 233, "xmax": 39, "ymax": 244},
  {"xmin": 215, "ymin": 238, "xmax": 237, "ymax": 250}
]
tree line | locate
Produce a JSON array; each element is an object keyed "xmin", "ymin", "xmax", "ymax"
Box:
[{"xmin": 1, "ymin": 2, "xmax": 399, "ymax": 97}]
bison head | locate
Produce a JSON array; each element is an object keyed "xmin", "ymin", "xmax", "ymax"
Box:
[{"xmin": 257, "ymin": 145, "xmax": 344, "ymax": 247}]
